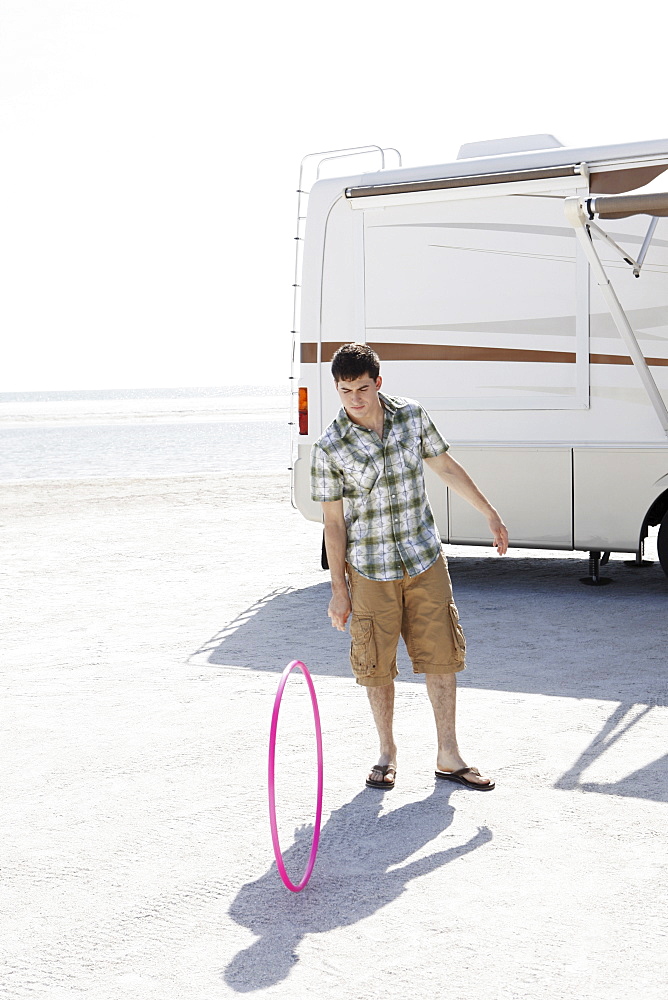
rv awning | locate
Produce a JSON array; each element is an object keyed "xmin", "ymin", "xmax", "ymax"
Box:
[
  {"xmin": 345, "ymin": 164, "xmax": 580, "ymax": 199},
  {"xmin": 586, "ymin": 192, "xmax": 668, "ymax": 220}
]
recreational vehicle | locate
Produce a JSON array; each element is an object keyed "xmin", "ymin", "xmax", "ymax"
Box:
[{"xmin": 289, "ymin": 136, "xmax": 668, "ymax": 582}]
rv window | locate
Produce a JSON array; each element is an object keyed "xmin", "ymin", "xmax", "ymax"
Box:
[{"xmin": 362, "ymin": 190, "xmax": 589, "ymax": 410}]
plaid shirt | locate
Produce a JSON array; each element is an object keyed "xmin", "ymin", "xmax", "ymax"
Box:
[{"xmin": 310, "ymin": 392, "xmax": 449, "ymax": 581}]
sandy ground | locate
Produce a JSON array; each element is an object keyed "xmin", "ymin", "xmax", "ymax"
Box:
[{"xmin": 2, "ymin": 471, "xmax": 667, "ymax": 1000}]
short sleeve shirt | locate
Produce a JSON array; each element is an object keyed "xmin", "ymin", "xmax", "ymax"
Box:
[{"xmin": 310, "ymin": 392, "xmax": 449, "ymax": 581}]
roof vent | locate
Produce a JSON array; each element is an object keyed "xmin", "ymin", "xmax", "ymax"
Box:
[{"xmin": 457, "ymin": 134, "xmax": 564, "ymax": 159}]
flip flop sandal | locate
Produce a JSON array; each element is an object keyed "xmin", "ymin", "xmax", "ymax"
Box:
[
  {"xmin": 435, "ymin": 766, "xmax": 495, "ymax": 791},
  {"xmin": 366, "ymin": 764, "xmax": 396, "ymax": 790}
]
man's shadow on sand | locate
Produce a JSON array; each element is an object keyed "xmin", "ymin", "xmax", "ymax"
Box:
[{"xmin": 223, "ymin": 784, "xmax": 491, "ymax": 993}]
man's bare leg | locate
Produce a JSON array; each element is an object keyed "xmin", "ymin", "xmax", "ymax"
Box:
[
  {"xmin": 366, "ymin": 681, "xmax": 397, "ymax": 784},
  {"xmin": 425, "ymin": 673, "xmax": 491, "ymax": 786}
]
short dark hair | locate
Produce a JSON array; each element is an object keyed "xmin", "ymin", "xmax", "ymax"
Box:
[{"xmin": 331, "ymin": 343, "xmax": 380, "ymax": 383}]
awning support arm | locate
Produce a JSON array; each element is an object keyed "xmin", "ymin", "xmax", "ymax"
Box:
[
  {"xmin": 586, "ymin": 220, "xmax": 640, "ymax": 270},
  {"xmin": 636, "ymin": 217, "xmax": 659, "ymax": 274},
  {"xmin": 564, "ymin": 196, "xmax": 668, "ymax": 438},
  {"xmin": 585, "ymin": 216, "xmax": 658, "ymax": 277}
]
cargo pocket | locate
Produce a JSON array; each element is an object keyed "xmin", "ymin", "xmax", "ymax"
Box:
[
  {"xmin": 448, "ymin": 601, "xmax": 466, "ymax": 664},
  {"xmin": 349, "ymin": 615, "xmax": 377, "ymax": 679}
]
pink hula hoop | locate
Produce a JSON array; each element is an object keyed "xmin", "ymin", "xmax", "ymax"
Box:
[{"xmin": 268, "ymin": 660, "xmax": 323, "ymax": 892}]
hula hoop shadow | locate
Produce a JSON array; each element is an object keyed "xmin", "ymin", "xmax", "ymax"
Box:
[{"xmin": 268, "ymin": 660, "xmax": 323, "ymax": 892}]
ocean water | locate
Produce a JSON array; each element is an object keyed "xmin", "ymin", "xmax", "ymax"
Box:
[{"xmin": 0, "ymin": 386, "xmax": 292, "ymax": 481}]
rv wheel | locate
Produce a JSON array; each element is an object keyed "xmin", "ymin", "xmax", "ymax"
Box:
[{"xmin": 658, "ymin": 512, "xmax": 668, "ymax": 578}]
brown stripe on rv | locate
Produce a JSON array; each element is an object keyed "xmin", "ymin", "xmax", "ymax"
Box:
[
  {"xmin": 301, "ymin": 342, "xmax": 668, "ymax": 366},
  {"xmin": 367, "ymin": 343, "xmax": 577, "ymax": 363},
  {"xmin": 300, "ymin": 342, "xmax": 318, "ymax": 363},
  {"xmin": 589, "ymin": 352, "xmax": 668, "ymax": 366}
]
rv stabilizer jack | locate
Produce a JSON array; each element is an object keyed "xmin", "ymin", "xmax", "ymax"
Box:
[{"xmin": 580, "ymin": 550, "xmax": 613, "ymax": 587}]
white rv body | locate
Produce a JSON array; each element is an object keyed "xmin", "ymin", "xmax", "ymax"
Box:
[{"xmin": 290, "ymin": 137, "xmax": 668, "ymax": 569}]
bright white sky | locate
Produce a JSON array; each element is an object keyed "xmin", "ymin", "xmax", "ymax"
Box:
[{"xmin": 1, "ymin": 0, "xmax": 666, "ymax": 390}]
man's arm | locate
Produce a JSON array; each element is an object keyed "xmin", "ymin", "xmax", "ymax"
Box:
[
  {"xmin": 424, "ymin": 451, "xmax": 509, "ymax": 555},
  {"xmin": 321, "ymin": 500, "xmax": 352, "ymax": 630}
]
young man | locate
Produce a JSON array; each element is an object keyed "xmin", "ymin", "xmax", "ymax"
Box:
[{"xmin": 310, "ymin": 343, "xmax": 508, "ymax": 791}]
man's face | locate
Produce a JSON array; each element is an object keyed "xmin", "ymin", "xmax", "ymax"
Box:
[{"xmin": 335, "ymin": 373, "xmax": 382, "ymax": 423}]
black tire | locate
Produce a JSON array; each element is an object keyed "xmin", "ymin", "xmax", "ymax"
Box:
[{"xmin": 659, "ymin": 511, "xmax": 668, "ymax": 578}]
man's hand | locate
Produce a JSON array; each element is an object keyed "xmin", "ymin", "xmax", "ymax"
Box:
[
  {"xmin": 321, "ymin": 500, "xmax": 351, "ymax": 630},
  {"xmin": 328, "ymin": 589, "xmax": 352, "ymax": 631},
  {"xmin": 489, "ymin": 513, "xmax": 509, "ymax": 555},
  {"xmin": 425, "ymin": 452, "xmax": 509, "ymax": 556}
]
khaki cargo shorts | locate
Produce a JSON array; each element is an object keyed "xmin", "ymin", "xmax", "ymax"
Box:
[{"xmin": 346, "ymin": 554, "xmax": 466, "ymax": 688}]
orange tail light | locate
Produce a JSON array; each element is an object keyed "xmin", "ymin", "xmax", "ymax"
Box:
[{"xmin": 298, "ymin": 387, "xmax": 308, "ymax": 435}]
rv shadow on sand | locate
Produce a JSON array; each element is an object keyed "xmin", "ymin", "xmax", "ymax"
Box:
[
  {"xmin": 223, "ymin": 784, "xmax": 490, "ymax": 993},
  {"xmin": 192, "ymin": 555, "xmax": 668, "ymax": 805},
  {"xmin": 554, "ymin": 701, "xmax": 668, "ymax": 803},
  {"xmin": 192, "ymin": 554, "xmax": 667, "ymax": 707}
]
